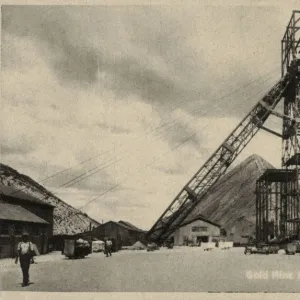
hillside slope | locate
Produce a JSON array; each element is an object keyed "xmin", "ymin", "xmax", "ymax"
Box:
[
  {"xmin": 184, "ymin": 154, "xmax": 274, "ymax": 232},
  {"xmin": 0, "ymin": 163, "xmax": 100, "ymax": 235}
]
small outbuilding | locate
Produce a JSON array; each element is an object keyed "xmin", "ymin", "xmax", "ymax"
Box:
[
  {"xmin": 173, "ymin": 215, "xmax": 221, "ymax": 246},
  {"xmin": 92, "ymin": 220, "xmax": 146, "ymax": 250}
]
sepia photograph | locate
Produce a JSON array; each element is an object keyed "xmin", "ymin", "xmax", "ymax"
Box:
[{"xmin": 1, "ymin": 0, "xmax": 300, "ymax": 293}]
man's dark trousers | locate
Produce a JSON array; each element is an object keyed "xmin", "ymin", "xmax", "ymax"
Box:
[
  {"xmin": 106, "ymin": 246, "xmax": 112, "ymax": 257},
  {"xmin": 20, "ymin": 254, "xmax": 31, "ymax": 285}
]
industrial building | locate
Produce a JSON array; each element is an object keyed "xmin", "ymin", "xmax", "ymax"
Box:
[
  {"xmin": 0, "ymin": 203, "xmax": 50, "ymax": 258},
  {"xmin": 92, "ymin": 220, "xmax": 146, "ymax": 250},
  {"xmin": 0, "ymin": 184, "xmax": 54, "ymax": 257},
  {"xmin": 227, "ymin": 218, "xmax": 255, "ymax": 245},
  {"xmin": 172, "ymin": 215, "xmax": 221, "ymax": 246}
]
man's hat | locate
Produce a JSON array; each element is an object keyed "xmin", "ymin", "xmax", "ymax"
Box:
[{"xmin": 22, "ymin": 231, "xmax": 29, "ymax": 236}]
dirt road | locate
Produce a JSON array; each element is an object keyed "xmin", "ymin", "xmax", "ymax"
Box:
[{"xmin": 2, "ymin": 247, "xmax": 300, "ymax": 292}]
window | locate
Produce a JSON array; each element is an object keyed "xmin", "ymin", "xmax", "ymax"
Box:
[
  {"xmin": 192, "ymin": 226, "xmax": 208, "ymax": 232},
  {"xmin": 220, "ymin": 228, "xmax": 227, "ymax": 236},
  {"xmin": 1, "ymin": 223, "xmax": 9, "ymax": 235}
]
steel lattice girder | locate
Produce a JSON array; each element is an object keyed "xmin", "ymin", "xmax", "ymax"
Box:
[
  {"xmin": 281, "ymin": 10, "xmax": 300, "ymax": 76},
  {"xmin": 147, "ymin": 75, "xmax": 290, "ymax": 243}
]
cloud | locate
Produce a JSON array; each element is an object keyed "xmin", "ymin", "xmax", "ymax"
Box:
[
  {"xmin": 2, "ymin": 26, "xmax": 197, "ymax": 224},
  {"xmin": 0, "ymin": 144, "xmax": 33, "ymax": 156},
  {"xmin": 96, "ymin": 122, "xmax": 131, "ymax": 135},
  {"xmin": 2, "ymin": 6, "xmax": 184, "ymax": 105},
  {"xmin": 1, "ymin": 4, "xmax": 291, "ymax": 229},
  {"xmin": 2, "ymin": 5, "xmax": 285, "ymax": 118}
]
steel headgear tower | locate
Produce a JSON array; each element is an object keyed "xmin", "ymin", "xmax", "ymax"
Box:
[
  {"xmin": 147, "ymin": 11, "xmax": 300, "ymax": 245},
  {"xmin": 281, "ymin": 11, "xmax": 300, "ymax": 166}
]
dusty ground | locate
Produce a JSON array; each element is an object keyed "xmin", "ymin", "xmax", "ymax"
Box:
[{"xmin": 1, "ymin": 247, "xmax": 300, "ymax": 292}]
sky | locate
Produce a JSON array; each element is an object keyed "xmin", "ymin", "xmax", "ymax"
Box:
[{"xmin": 1, "ymin": 2, "xmax": 299, "ymax": 230}]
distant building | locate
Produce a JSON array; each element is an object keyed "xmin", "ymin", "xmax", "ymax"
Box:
[
  {"xmin": 92, "ymin": 220, "xmax": 146, "ymax": 250},
  {"xmin": 172, "ymin": 215, "xmax": 221, "ymax": 246},
  {"xmin": 0, "ymin": 184, "xmax": 54, "ymax": 257}
]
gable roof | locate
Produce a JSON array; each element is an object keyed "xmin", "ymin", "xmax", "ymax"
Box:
[
  {"xmin": 180, "ymin": 214, "xmax": 221, "ymax": 228},
  {"xmin": 111, "ymin": 221, "xmax": 135, "ymax": 231},
  {"xmin": 118, "ymin": 220, "xmax": 145, "ymax": 232},
  {"xmin": 0, "ymin": 184, "xmax": 54, "ymax": 207},
  {"xmin": 0, "ymin": 203, "xmax": 49, "ymax": 224},
  {"xmin": 96, "ymin": 220, "xmax": 145, "ymax": 233}
]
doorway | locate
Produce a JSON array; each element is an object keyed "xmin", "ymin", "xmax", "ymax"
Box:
[{"xmin": 197, "ymin": 236, "xmax": 209, "ymax": 243}]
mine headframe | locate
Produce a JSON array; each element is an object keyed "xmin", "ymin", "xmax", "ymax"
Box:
[
  {"xmin": 146, "ymin": 11, "xmax": 299, "ymax": 245},
  {"xmin": 255, "ymin": 11, "xmax": 300, "ymax": 245}
]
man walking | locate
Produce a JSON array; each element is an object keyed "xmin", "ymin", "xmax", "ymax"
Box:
[
  {"xmin": 105, "ymin": 238, "xmax": 112, "ymax": 257},
  {"xmin": 15, "ymin": 232, "xmax": 34, "ymax": 287}
]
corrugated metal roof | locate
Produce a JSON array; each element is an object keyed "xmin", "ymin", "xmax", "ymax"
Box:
[
  {"xmin": 118, "ymin": 220, "xmax": 145, "ymax": 232},
  {"xmin": 181, "ymin": 214, "xmax": 221, "ymax": 228},
  {"xmin": 0, "ymin": 203, "xmax": 49, "ymax": 224},
  {"xmin": 97, "ymin": 221, "xmax": 145, "ymax": 233},
  {"xmin": 0, "ymin": 184, "xmax": 54, "ymax": 207},
  {"xmin": 111, "ymin": 221, "xmax": 133, "ymax": 231}
]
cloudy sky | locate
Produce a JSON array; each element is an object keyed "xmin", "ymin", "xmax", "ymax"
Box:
[{"xmin": 1, "ymin": 2, "xmax": 298, "ymax": 229}]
